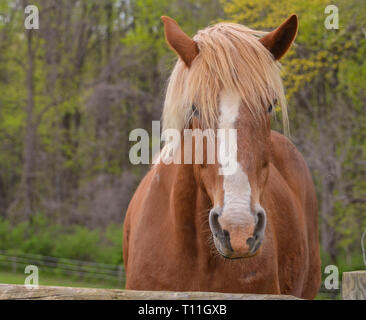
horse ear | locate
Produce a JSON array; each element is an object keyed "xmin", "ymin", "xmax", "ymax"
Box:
[
  {"xmin": 161, "ymin": 16, "xmax": 199, "ymax": 68},
  {"xmin": 259, "ymin": 14, "xmax": 298, "ymax": 60}
]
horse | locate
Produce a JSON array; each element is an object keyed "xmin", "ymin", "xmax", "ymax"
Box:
[{"xmin": 123, "ymin": 14, "xmax": 321, "ymax": 299}]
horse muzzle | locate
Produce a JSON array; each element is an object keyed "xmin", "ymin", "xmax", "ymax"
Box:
[{"xmin": 209, "ymin": 207, "xmax": 266, "ymax": 259}]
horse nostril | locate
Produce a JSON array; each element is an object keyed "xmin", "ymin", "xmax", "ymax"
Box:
[
  {"xmin": 209, "ymin": 209, "xmax": 222, "ymax": 236},
  {"xmin": 209, "ymin": 209, "xmax": 233, "ymax": 253},
  {"xmin": 248, "ymin": 209, "xmax": 267, "ymax": 252},
  {"xmin": 254, "ymin": 209, "xmax": 267, "ymax": 237},
  {"xmin": 246, "ymin": 236, "xmax": 255, "ymax": 248}
]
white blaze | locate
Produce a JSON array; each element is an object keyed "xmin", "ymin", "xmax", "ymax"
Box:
[{"xmin": 218, "ymin": 92, "xmax": 253, "ymax": 225}]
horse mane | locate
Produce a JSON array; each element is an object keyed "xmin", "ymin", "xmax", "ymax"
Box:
[{"xmin": 162, "ymin": 22, "xmax": 289, "ymax": 136}]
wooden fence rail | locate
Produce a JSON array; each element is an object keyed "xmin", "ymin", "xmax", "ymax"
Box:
[{"xmin": 0, "ymin": 284, "xmax": 300, "ymax": 300}]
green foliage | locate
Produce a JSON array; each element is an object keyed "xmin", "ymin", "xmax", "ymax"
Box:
[
  {"xmin": 0, "ymin": 213, "xmax": 123, "ymax": 265},
  {"xmin": 53, "ymin": 226, "xmax": 101, "ymax": 261}
]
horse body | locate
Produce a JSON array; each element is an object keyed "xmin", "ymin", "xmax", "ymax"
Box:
[
  {"xmin": 123, "ymin": 130, "xmax": 321, "ymax": 298},
  {"xmin": 123, "ymin": 14, "xmax": 321, "ymax": 299}
]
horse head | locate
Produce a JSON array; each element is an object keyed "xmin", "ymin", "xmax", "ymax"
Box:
[{"xmin": 161, "ymin": 15, "xmax": 298, "ymax": 259}]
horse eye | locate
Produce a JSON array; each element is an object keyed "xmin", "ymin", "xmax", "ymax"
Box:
[
  {"xmin": 268, "ymin": 105, "xmax": 273, "ymax": 113},
  {"xmin": 192, "ymin": 104, "xmax": 199, "ymax": 117}
]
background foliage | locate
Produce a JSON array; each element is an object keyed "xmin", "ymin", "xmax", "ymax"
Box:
[{"xmin": 0, "ymin": 0, "xmax": 364, "ymax": 285}]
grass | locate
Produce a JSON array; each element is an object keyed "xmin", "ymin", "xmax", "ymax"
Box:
[
  {"xmin": 315, "ymin": 291, "xmax": 341, "ymax": 300},
  {"xmin": 0, "ymin": 270, "xmax": 124, "ymax": 289}
]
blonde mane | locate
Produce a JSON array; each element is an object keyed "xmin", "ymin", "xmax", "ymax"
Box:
[{"xmin": 162, "ymin": 22, "xmax": 289, "ymax": 135}]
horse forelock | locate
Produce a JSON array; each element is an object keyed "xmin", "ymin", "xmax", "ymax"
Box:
[{"xmin": 162, "ymin": 22, "xmax": 289, "ymax": 137}]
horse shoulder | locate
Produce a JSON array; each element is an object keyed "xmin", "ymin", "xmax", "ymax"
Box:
[
  {"xmin": 269, "ymin": 130, "xmax": 315, "ymax": 206},
  {"xmin": 269, "ymin": 130, "xmax": 321, "ymax": 298},
  {"xmin": 123, "ymin": 165, "xmax": 160, "ymax": 272}
]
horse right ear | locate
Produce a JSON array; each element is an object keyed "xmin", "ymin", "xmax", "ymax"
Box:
[
  {"xmin": 259, "ymin": 14, "xmax": 298, "ymax": 60},
  {"xmin": 161, "ymin": 16, "xmax": 199, "ymax": 68}
]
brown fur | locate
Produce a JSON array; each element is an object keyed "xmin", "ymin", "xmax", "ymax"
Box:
[
  {"xmin": 260, "ymin": 14, "xmax": 298, "ymax": 60},
  {"xmin": 124, "ymin": 130, "xmax": 321, "ymax": 298},
  {"xmin": 123, "ymin": 15, "xmax": 321, "ymax": 299},
  {"xmin": 161, "ymin": 16, "xmax": 199, "ymax": 67}
]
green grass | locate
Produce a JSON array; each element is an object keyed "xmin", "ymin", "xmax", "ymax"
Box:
[
  {"xmin": 0, "ymin": 271, "xmax": 124, "ymax": 289},
  {"xmin": 315, "ymin": 291, "xmax": 341, "ymax": 300}
]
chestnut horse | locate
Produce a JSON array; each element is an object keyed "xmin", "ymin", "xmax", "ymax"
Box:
[{"xmin": 123, "ymin": 14, "xmax": 321, "ymax": 299}]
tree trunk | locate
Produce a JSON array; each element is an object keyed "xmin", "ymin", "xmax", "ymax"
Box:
[{"xmin": 22, "ymin": 28, "xmax": 37, "ymax": 219}]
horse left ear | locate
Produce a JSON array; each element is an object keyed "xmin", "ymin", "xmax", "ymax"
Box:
[
  {"xmin": 259, "ymin": 14, "xmax": 298, "ymax": 60},
  {"xmin": 161, "ymin": 16, "xmax": 199, "ymax": 68}
]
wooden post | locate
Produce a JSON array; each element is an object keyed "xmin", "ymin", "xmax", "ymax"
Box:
[{"xmin": 342, "ymin": 271, "xmax": 366, "ymax": 300}]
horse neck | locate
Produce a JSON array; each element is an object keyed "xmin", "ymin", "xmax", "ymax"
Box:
[{"xmin": 167, "ymin": 161, "xmax": 212, "ymax": 248}]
